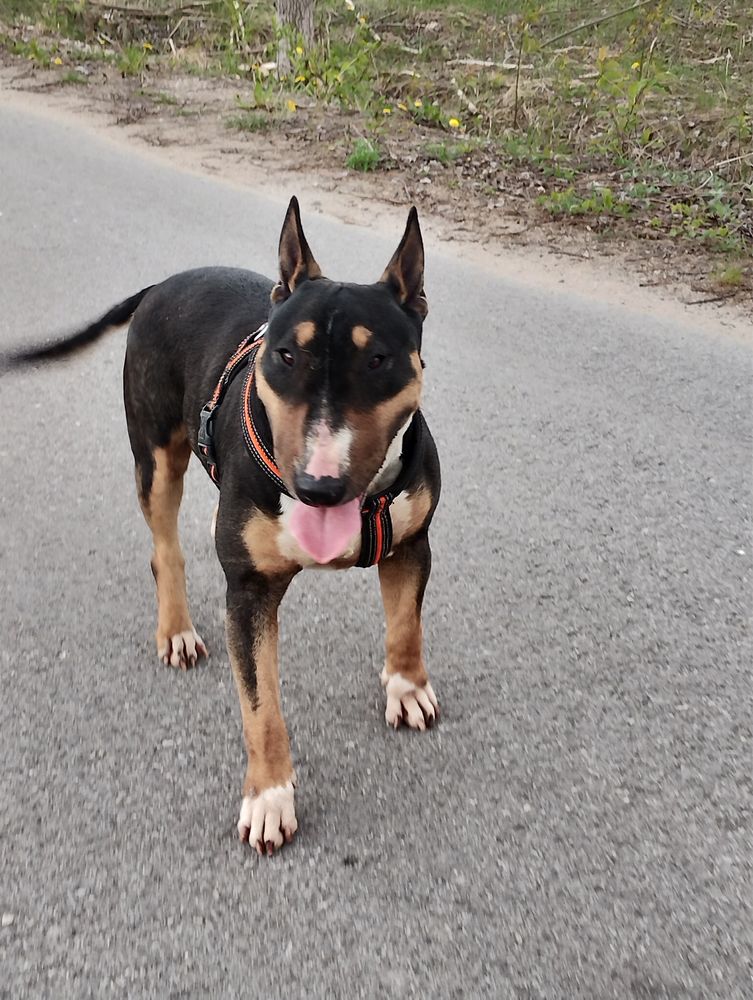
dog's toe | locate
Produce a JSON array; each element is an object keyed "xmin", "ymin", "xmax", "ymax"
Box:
[
  {"xmin": 237, "ymin": 781, "xmax": 297, "ymax": 857},
  {"xmin": 158, "ymin": 629, "xmax": 208, "ymax": 670},
  {"xmin": 382, "ymin": 669, "xmax": 438, "ymax": 731}
]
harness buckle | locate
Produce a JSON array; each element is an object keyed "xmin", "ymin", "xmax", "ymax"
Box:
[{"xmin": 197, "ymin": 404, "xmax": 217, "ymax": 469}]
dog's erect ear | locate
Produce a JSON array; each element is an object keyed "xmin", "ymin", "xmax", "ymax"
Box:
[
  {"xmin": 271, "ymin": 196, "xmax": 322, "ymax": 304},
  {"xmin": 379, "ymin": 207, "xmax": 428, "ymax": 318}
]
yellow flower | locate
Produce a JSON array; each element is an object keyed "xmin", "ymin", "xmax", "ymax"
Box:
[
  {"xmin": 295, "ymin": 46, "xmax": 303, "ymax": 55},
  {"xmin": 143, "ymin": 42, "xmax": 153, "ymax": 51},
  {"xmin": 53, "ymin": 56, "xmax": 62, "ymax": 65},
  {"xmin": 397, "ymin": 102, "xmax": 407, "ymax": 111},
  {"xmin": 597, "ymin": 45, "xmax": 607, "ymax": 63},
  {"xmin": 358, "ymin": 15, "xmax": 367, "ymax": 24},
  {"xmin": 295, "ymin": 75, "xmax": 307, "ymax": 83},
  {"xmin": 631, "ymin": 60, "xmax": 641, "ymax": 70},
  {"xmin": 414, "ymin": 98, "xmax": 423, "ymax": 108},
  {"xmin": 287, "ymin": 99, "xmax": 297, "ymax": 112},
  {"xmin": 383, "ymin": 107, "xmax": 391, "ymax": 115},
  {"xmin": 448, "ymin": 117, "xmax": 461, "ymax": 128}
]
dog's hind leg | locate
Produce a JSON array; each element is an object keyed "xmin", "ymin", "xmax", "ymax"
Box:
[
  {"xmin": 127, "ymin": 407, "xmax": 207, "ymax": 669},
  {"xmin": 124, "ymin": 339, "xmax": 207, "ymax": 669},
  {"xmin": 134, "ymin": 429, "xmax": 207, "ymax": 669}
]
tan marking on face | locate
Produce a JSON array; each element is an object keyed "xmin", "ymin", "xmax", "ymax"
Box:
[
  {"xmin": 242, "ymin": 509, "xmax": 300, "ymax": 577},
  {"xmin": 226, "ymin": 610, "xmax": 294, "ymax": 796},
  {"xmin": 255, "ymin": 348, "xmax": 307, "ymax": 489},
  {"xmin": 295, "ymin": 321, "xmax": 317, "ymax": 347},
  {"xmin": 351, "ymin": 324, "xmax": 373, "ymax": 350},
  {"xmin": 344, "ymin": 352, "xmax": 423, "ymax": 494}
]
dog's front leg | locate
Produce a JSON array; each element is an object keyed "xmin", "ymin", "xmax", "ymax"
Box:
[
  {"xmin": 378, "ymin": 531, "xmax": 439, "ymax": 730},
  {"xmin": 225, "ymin": 573, "xmax": 298, "ymax": 855}
]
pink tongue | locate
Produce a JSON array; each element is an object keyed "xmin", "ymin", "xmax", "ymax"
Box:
[{"xmin": 288, "ymin": 497, "xmax": 361, "ymax": 564}]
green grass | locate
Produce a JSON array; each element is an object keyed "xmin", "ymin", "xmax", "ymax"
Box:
[
  {"xmin": 347, "ymin": 138, "xmax": 380, "ymax": 171},
  {"xmin": 0, "ymin": 0, "xmax": 45, "ymax": 17},
  {"xmin": 424, "ymin": 140, "xmax": 476, "ymax": 164},
  {"xmin": 225, "ymin": 110, "xmax": 270, "ymax": 132},
  {"xmin": 61, "ymin": 68, "xmax": 87, "ymax": 84},
  {"xmin": 118, "ymin": 44, "xmax": 149, "ymax": 77},
  {"xmin": 147, "ymin": 90, "xmax": 180, "ymax": 106},
  {"xmin": 539, "ymin": 186, "xmax": 632, "ymax": 219},
  {"xmin": 714, "ymin": 264, "xmax": 745, "ymax": 287},
  {"xmin": 9, "ymin": 36, "xmax": 52, "ymax": 66}
]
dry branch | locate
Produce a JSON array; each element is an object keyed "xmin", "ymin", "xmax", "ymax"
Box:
[
  {"xmin": 542, "ymin": 0, "xmax": 656, "ymax": 48},
  {"xmin": 448, "ymin": 58, "xmax": 533, "ymax": 71},
  {"xmin": 87, "ymin": 0, "xmax": 214, "ymax": 18}
]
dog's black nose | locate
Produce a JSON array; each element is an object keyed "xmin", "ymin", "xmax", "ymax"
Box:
[{"xmin": 294, "ymin": 474, "xmax": 347, "ymax": 507}]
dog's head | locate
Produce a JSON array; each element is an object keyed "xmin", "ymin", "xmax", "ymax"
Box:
[{"xmin": 257, "ymin": 197, "xmax": 427, "ymax": 507}]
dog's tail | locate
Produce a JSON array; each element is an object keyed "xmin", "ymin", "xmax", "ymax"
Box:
[{"xmin": 2, "ymin": 285, "xmax": 155, "ymax": 370}]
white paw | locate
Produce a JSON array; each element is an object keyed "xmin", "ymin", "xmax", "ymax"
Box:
[
  {"xmin": 237, "ymin": 780, "xmax": 297, "ymax": 855},
  {"xmin": 380, "ymin": 668, "xmax": 439, "ymax": 730},
  {"xmin": 210, "ymin": 504, "xmax": 218, "ymax": 540},
  {"xmin": 158, "ymin": 629, "xmax": 207, "ymax": 669}
]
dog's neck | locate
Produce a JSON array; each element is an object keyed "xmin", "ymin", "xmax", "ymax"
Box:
[{"xmin": 367, "ymin": 417, "xmax": 414, "ymax": 496}]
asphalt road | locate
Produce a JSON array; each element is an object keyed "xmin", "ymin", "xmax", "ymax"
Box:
[{"xmin": 1, "ymin": 100, "xmax": 751, "ymax": 1000}]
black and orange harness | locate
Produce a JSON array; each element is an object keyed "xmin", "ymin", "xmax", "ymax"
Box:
[{"xmin": 197, "ymin": 324, "xmax": 424, "ymax": 567}]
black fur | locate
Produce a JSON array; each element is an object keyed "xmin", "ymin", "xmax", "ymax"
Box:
[{"xmin": 6, "ymin": 286, "xmax": 155, "ymax": 367}]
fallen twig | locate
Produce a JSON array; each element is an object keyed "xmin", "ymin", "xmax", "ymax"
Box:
[
  {"xmin": 685, "ymin": 292, "xmax": 737, "ymax": 306},
  {"xmin": 542, "ymin": 0, "xmax": 655, "ymax": 48},
  {"xmin": 709, "ymin": 152, "xmax": 753, "ymax": 171},
  {"xmin": 448, "ymin": 58, "xmax": 532, "ymax": 70},
  {"xmin": 87, "ymin": 0, "xmax": 214, "ymax": 17}
]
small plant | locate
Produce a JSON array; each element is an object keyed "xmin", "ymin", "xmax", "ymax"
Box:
[
  {"xmin": 61, "ymin": 69, "xmax": 87, "ymax": 85},
  {"xmin": 538, "ymin": 186, "xmax": 632, "ymax": 219},
  {"xmin": 289, "ymin": 23, "xmax": 379, "ymax": 111},
  {"xmin": 225, "ymin": 111, "xmax": 270, "ymax": 132},
  {"xmin": 714, "ymin": 264, "xmax": 745, "ymax": 287},
  {"xmin": 424, "ymin": 140, "xmax": 476, "ymax": 165},
  {"xmin": 425, "ymin": 141, "xmax": 450, "ymax": 165},
  {"xmin": 347, "ymin": 138, "xmax": 380, "ymax": 172},
  {"xmin": 218, "ymin": 0, "xmax": 247, "ymax": 48},
  {"xmin": 11, "ymin": 37, "xmax": 51, "ymax": 67},
  {"xmin": 118, "ymin": 44, "xmax": 148, "ymax": 78},
  {"xmin": 237, "ymin": 78, "xmax": 279, "ymax": 112},
  {"xmin": 43, "ymin": 0, "xmax": 87, "ymax": 41},
  {"xmin": 149, "ymin": 91, "xmax": 179, "ymax": 106}
]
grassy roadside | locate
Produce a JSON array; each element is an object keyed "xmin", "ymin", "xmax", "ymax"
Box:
[{"xmin": 2, "ymin": 1, "xmax": 751, "ymax": 298}]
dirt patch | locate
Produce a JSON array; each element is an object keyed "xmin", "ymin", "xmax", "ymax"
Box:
[{"xmin": 0, "ymin": 52, "xmax": 750, "ymax": 340}]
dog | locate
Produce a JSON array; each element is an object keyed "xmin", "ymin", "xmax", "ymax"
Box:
[{"xmin": 5, "ymin": 198, "xmax": 441, "ymax": 856}]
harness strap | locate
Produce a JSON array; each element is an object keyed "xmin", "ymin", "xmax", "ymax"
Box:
[
  {"xmin": 356, "ymin": 494, "xmax": 393, "ymax": 568},
  {"xmin": 241, "ymin": 353, "xmax": 290, "ymax": 495},
  {"xmin": 197, "ymin": 323, "xmax": 267, "ymax": 484}
]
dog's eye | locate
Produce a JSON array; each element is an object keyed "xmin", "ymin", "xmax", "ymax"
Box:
[
  {"xmin": 367, "ymin": 354, "xmax": 385, "ymax": 370},
  {"xmin": 278, "ymin": 349, "xmax": 295, "ymax": 367}
]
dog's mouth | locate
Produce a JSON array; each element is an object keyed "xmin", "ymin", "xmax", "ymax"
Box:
[{"xmin": 288, "ymin": 496, "xmax": 361, "ymax": 564}]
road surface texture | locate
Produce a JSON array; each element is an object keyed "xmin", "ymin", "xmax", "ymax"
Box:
[{"xmin": 1, "ymin": 99, "xmax": 751, "ymax": 999}]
